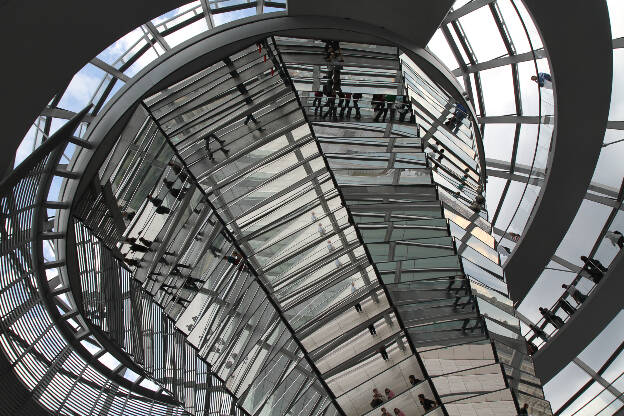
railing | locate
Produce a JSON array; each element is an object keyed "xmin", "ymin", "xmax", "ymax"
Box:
[
  {"xmin": 73, "ymin": 219, "xmax": 249, "ymax": 416},
  {"xmin": 0, "ymin": 107, "xmax": 193, "ymax": 414},
  {"xmin": 523, "ymin": 181, "xmax": 624, "ymax": 349},
  {"xmin": 0, "ymin": 105, "xmax": 250, "ymax": 415}
]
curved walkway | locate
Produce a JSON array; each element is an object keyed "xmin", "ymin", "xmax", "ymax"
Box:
[
  {"xmin": 503, "ymin": 0, "xmax": 612, "ymax": 302},
  {"xmin": 533, "ymin": 249, "xmax": 624, "ymax": 383}
]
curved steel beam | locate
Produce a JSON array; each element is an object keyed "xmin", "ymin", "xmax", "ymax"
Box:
[
  {"xmin": 503, "ymin": 0, "xmax": 612, "ymax": 302},
  {"xmin": 287, "ymin": 0, "xmax": 454, "ymax": 47}
]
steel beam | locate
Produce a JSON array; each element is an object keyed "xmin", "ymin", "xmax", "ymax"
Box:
[
  {"xmin": 91, "ymin": 57, "xmax": 132, "ymax": 82},
  {"xmin": 442, "ymin": 0, "xmax": 496, "ymax": 24},
  {"xmin": 452, "ymin": 49, "xmax": 547, "ymax": 77}
]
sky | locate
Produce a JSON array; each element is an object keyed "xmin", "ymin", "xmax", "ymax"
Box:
[{"xmin": 8, "ymin": 0, "xmax": 624, "ymax": 413}]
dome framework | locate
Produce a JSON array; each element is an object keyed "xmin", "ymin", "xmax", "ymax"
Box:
[{"xmin": 0, "ymin": 1, "xmax": 616, "ymax": 414}]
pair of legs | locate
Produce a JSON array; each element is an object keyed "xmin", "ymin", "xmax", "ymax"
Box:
[
  {"xmin": 323, "ymin": 98, "xmax": 337, "ymax": 119},
  {"xmin": 205, "ymin": 133, "xmax": 229, "ymax": 161},
  {"xmin": 312, "ymin": 96, "xmax": 322, "ymax": 114},
  {"xmin": 549, "ymin": 316, "xmax": 565, "ymax": 329},
  {"xmin": 374, "ymin": 103, "xmax": 388, "ymax": 122},
  {"xmin": 244, "ymin": 113, "xmax": 264, "ymax": 131},
  {"xmin": 350, "ymin": 100, "xmax": 361, "ymax": 118}
]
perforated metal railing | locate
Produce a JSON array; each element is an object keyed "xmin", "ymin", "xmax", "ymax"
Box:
[{"xmin": 0, "ymin": 106, "xmax": 248, "ymax": 415}]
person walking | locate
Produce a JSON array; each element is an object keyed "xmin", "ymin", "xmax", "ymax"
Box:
[
  {"xmin": 339, "ymin": 91, "xmax": 350, "ymax": 118},
  {"xmin": 322, "ymin": 88, "xmax": 338, "ymax": 119},
  {"xmin": 531, "ymin": 72, "xmax": 552, "ymax": 88},
  {"xmin": 349, "ymin": 92, "xmax": 362, "ymax": 119},
  {"xmin": 124, "ymin": 258, "xmax": 142, "ymax": 268},
  {"xmin": 454, "ymin": 102, "xmax": 468, "ymax": 131},
  {"xmin": 393, "ymin": 408, "xmax": 406, "ymax": 416},
  {"xmin": 317, "ymin": 222, "xmax": 326, "ymax": 236},
  {"xmin": 384, "ymin": 388, "xmax": 395, "ymax": 400},
  {"xmin": 163, "ymin": 181, "xmax": 188, "ymax": 199},
  {"xmin": 418, "ymin": 394, "xmax": 437, "ymax": 411},
  {"xmin": 129, "ymin": 243, "xmax": 150, "ymax": 253},
  {"xmin": 225, "ymin": 251, "xmax": 242, "ymax": 265},
  {"xmin": 244, "ymin": 113, "xmax": 264, "ymax": 131},
  {"xmin": 372, "ymin": 94, "xmax": 385, "ymax": 117},
  {"xmin": 409, "ymin": 374, "xmax": 421, "ymax": 386},
  {"xmin": 562, "ymin": 284, "xmax": 588, "ymax": 304},
  {"xmin": 168, "ymin": 160, "xmax": 189, "ymax": 182},
  {"xmin": 581, "ymin": 255, "xmax": 608, "ymax": 283},
  {"xmin": 147, "ymin": 195, "xmax": 164, "ymax": 207},
  {"xmin": 327, "ymin": 240, "xmax": 335, "ymax": 252},
  {"xmin": 204, "ymin": 133, "xmax": 229, "ymax": 161},
  {"xmin": 374, "ymin": 95, "xmax": 396, "ymax": 122},
  {"xmin": 386, "ymin": 94, "xmax": 397, "ymax": 121},
  {"xmin": 370, "ymin": 389, "xmax": 384, "ymax": 408},
  {"xmin": 497, "ymin": 244, "xmax": 512, "ymax": 257},
  {"xmin": 539, "ymin": 307, "xmax": 565, "ymax": 329},
  {"xmin": 352, "ymin": 281, "xmax": 362, "ymax": 312},
  {"xmin": 444, "ymin": 102, "xmax": 468, "ymax": 133},
  {"xmin": 312, "ymin": 91, "xmax": 323, "ymax": 115},
  {"xmin": 396, "ymin": 95, "xmax": 410, "ymax": 122}
]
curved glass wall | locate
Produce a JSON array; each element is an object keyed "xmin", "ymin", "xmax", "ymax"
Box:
[{"xmin": 426, "ymin": 0, "xmax": 554, "ymax": 251}]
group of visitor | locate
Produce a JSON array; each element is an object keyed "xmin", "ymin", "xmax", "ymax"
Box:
[{"xmin": 370, "ymin": 384, "xmax": 438, "ymax": 413}]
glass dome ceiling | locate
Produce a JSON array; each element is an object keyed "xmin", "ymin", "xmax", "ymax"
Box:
[{"xmin": 3, "ymin": 0, "xmax": 623, "ymax": 415}]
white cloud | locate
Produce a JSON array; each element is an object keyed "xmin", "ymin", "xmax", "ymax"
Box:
[
  {"xmin": 163, "ymin": 18, "xmax": 208, "ymax": 49},
  {"xmin": 58, "ymin": 68, "xmax": 103, "ymax": 112}
]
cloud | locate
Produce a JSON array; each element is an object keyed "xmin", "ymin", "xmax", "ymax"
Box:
[
  {"xmin": 14, "ymin": 124, "xmax": 38, "ymax": 167},
  {"xmin": 57, "ymin": 67, "xmax": 103, "ymax": 112}
]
